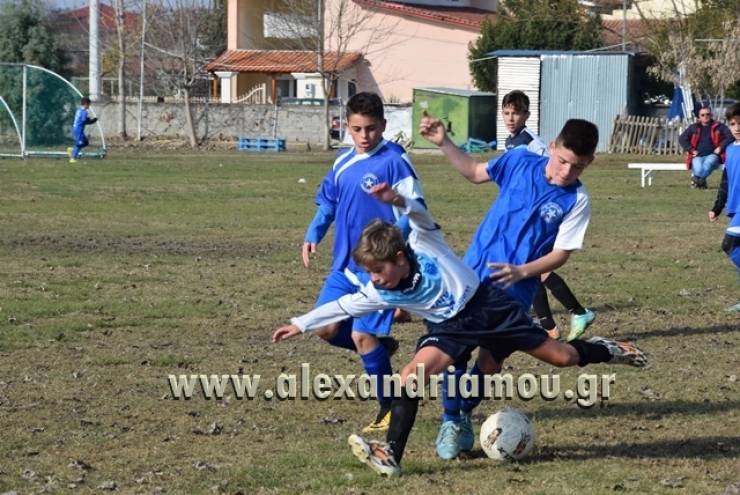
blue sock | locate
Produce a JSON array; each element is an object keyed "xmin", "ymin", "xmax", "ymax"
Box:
[
  {"xmin": 360, "ymin": 343, "xmax": 393, "ymax": 408},
  {"xmin": 442, "ymin": 365, "xmax": 465, "ymax": 423},
  {"xmin": 327, "ymin": 325, "xmax": 357, "ymax": 352},
  {"xmin": 461, "ymin": 362, "xmax": 485, "ymax": 413}
]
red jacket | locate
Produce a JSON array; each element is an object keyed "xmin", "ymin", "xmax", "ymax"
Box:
[{"xmin": 685, "ymin": 121, "xmax": 726, "ymax": 169}]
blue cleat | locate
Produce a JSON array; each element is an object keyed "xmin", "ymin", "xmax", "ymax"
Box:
[
  {"xmin": 435, "ymin": 420, "xmax": 461, "ymax": 459},
  {"xmin": 568, "ymin": 309, "xmax": 596, "ymax": 341},
  {"xmin": 459, "ymin": 411, "xmax": 474, "ymax": 451}
]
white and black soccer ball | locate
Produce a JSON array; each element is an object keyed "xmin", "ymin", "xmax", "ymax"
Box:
[{"xmin": 479, "ymin": 408, "xmax": 535, "ymax": 461}]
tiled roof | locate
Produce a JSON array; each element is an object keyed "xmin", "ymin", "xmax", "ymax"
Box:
[
  {"xmin": 352, "ymin": 0, "xmax": 493, "ymax": 30},
  {"xmin": 58, "ymin": 4, "xmax": 139, "ymax": 31},
  {"xmin": 205, "ymin": 50, "xmax": 364, "ymax": 73}
]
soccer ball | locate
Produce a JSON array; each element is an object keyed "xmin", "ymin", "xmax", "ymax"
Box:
[{"xmin": 479, "ymin": 408, "xmax": 535, "ymax": 461}]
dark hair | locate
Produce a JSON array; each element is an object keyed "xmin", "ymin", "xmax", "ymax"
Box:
[
  {"xmin": 352, "ymin": 219, "xmax": 405, "ymax": 266},
  {"xmin": 502, "ymin": 90, "xmax": 529, "ymax": 112},
  {"xmin": 555, "ymin": 119, "xmax": 599, "ymax": 157},
  {"xmin": 81, "ymin": 96, "xmax": 91, "ymax": 105},
  {"xmin": 726, "ymin": 103, "xmax": 740, "ymax": 121},
  {"xmin": 346, "ymin": 92, "xmax": 384, "ymax": 120}
]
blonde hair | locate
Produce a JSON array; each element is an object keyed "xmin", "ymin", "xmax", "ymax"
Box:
[{"xmin": 352, "ymin": 219, "xmax": 405, "ymax": 266}]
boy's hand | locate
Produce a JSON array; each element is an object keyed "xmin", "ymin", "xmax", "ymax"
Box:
[
  {"xmin": 708, "ymin": 211, "xmax": 718, "ymax": 222},
  {"xmin": 302, "ymin": 241, "xmax": 317, "ymax": 268},
  {"xmin": 368, "ymin": 182, "xmax": 403, "ymax": 206},
  {"xmin": 272, "ymin": 324, "xmax": 301, "ymax": 343},
  {"xmin": 487, "ymin": 262, "xmax": 527, "ymax": 288},
  {"xmin": 419, "ymin": 110, "xmax": 446, "ymax": 146}
]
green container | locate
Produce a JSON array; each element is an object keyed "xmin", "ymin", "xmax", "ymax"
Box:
[{"xmin": 412, "ymin": 87, "xmax": 497, "ymax": 149}]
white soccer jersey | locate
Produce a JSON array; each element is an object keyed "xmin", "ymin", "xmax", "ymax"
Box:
[{"xmin": 291, "ymin": 198, "xmax": 480, "ymax": 331}]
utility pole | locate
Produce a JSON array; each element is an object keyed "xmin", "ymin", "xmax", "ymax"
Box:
[
  {"xmin": 138, "ymin": 0, "xmax": 147, "ymax": 141},
  {"xmin": 89, "ymin": 0, "xmax": 101, "ymax": 100},
  {"xmin": 621, "ymin": 0, "xmax": 627, "ymax": 51}
]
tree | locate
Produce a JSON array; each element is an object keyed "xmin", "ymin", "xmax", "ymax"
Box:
[
  {"xmin": 468, "ymin": 0, "xmax": 603, "ymax": 91},
  {"xmin": 0, "ymin": 0, "xmax": 71, "ymax": 146},
  {"xmin": 637, "ymin": 1, "xmax": 740, "ymax": 111},
  {"xmin": 112, "ymin": 0, "xmax": 129, "ymax": 139},
  {"xmin": 265, "ymin": 0, "xmax": 399, "ymax": 150},
  {"xmin": 145, "ymin": 0, "xmax": 226, "ymax": 148},
  {"xmin": 0, "ymin": 0, "xmax": 67, "ymax": 74}
]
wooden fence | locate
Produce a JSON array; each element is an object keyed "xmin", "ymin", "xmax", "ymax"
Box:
[{"xmin": 609, "ymin": 115, "xmax": 686, "ymax": 155}]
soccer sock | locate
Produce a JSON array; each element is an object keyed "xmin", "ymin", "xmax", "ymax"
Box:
[
  {"xmin": 326, "ymin": 325, "xmax": 357, "ymax": 352},
  {"xmin": 543, "ymin": 272, "xmax": 586, "ymax": 315},
  {"xmin": 441, "ymin": 365, "xmax": 465, "ymax": 422},
  {"xmin": 360, "ymin": 343, "xmax": 393, "ymax": 409},
  {"xmin": 386, "ymin": 388, "xmax": 419, "ymax": 464},
  {"xmin": 532, "ymin": 282, "xmax": 557, "ymax": 330},
  {"xmin": 461, "ymin": 362, "xmax": 486, "ymax": 413},
  {"xmin": 569, "ymin": 340, "xmax": 611, "ymax": 366}
]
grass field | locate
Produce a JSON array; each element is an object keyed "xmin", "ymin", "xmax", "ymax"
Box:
[{"xmin": 0, "ymin": 150, "xmax": 738, "ymax": 494}]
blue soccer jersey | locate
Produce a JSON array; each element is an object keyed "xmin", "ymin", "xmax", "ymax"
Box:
[
  {"xmin": 72, "ymin": 107, "xmax": 89, "ymax": 138},
  {"xmin": 725, "ymin": 142, "xmax": 740, "ymax": 237},
  {"xmin": 463, "ymin": 147, "xmax": 590, "ymax": 309},
  {"xmin": 316, "ymin": 139, "xmax": 424, "ymax": 273}
]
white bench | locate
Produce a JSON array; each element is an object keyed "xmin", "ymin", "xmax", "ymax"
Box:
[{"xmin": 627, "ymin": 163, "xmax": 685, "ymax": 187}]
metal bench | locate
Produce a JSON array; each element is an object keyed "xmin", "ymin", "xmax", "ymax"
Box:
[{"xmin": 627, "ymin": 163, "xmax": 685, "ymax": 187}]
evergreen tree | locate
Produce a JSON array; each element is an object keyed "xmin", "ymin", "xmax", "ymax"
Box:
[{"xmin": 468, "ymin": 0, "xmax": 603, "ymax": 91}]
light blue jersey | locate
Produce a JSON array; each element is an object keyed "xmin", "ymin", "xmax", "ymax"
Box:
[
  {"xmin": 316, "ymin": 139, "xmax": 424, "ymax": 274},
  {"xmin": 463, "ymin": 147, "xmax": 590, "ymax": 310},
  {"xmin": 726, "ymin": 143, "xmax": 740, "ymax": 236},
  {"xmin": 292, "ymin": 198, "xmax": 479, "ymax": 332}
]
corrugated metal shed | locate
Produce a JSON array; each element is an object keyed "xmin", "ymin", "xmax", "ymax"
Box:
[
  {"xmin": 488, "ymin": 50, "xmax": 633, "ymax": 153},
  {"xmin": 496, "ymin": 57, "xmax": 540, "ymax": 150},
  {"xmin": 540, "ymin": 54, "xmax": 630, "ymax": 152}
]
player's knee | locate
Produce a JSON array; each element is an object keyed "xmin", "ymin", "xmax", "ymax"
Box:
[
  {"xmin": 313, "ymin": 324, "xmax": 339, "ymax": 340},
  {"xmin": 351, "ymin": 331, "xmax": 378, "ymax": 354}
]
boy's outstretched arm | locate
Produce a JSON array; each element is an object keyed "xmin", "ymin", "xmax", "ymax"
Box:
[
  {"xmin": 272, "ymin": 324, "xmax": 301, "ymax": 343},
  {"xmin": 418, "ymin": 111, "xmax": 490, "ymax": 184},
  {"xmin": 488, "ymin": 249, "xmax": 571, "ymax": 288}
]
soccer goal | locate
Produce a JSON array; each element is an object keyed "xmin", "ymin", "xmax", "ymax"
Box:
[{"xmin": 0, "ymin": 63, "xmax": 106, "ymax": 159}]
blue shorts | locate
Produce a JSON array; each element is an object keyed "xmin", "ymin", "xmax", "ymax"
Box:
[
  {"xmin": 315, "ymin": 269, "xmax": 394, "ymax": 336},
  {"xmin": 416, "ymin": 281, "xmax": 548, "ymax": 363}
]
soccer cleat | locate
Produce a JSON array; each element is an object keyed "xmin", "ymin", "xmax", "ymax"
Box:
[
  {"xmin": 362, "ymin": 409, "xmax": 391, "ymax": 433},
  {"xmin": 458, "ymin": 411, "xmax": 475, "ymax": 451},
  {"xmin": 435, "ymin": 420, "xmax": 461, "ymax": 459},
  {"xmin": 69, "ymin": 158, "xmax": 77, "ymax": 164},
  {"xmin": 568, "ymin": 309, "xmax": 596, "ymax": 342},
  {"xmin": 546, "ymin": 327, "xmax": 561, "ymax": 340},
  {"xmin": 66, "ymin": 147, "xmax": 73, "ymax": 158},
  {"xmin": 587, "ymin": 336, "xmax": 647, "ymax": 368},
  {"xmin": 348, "ymin": 434, "xmax": 400, "ymax": 477},
  {"xmin": 724, "ymin": 302, "xmax": 740, "ymax": 313},
  {"xmin": 378, "ymin": 336, "xmax": 399, "ymax": 358}
]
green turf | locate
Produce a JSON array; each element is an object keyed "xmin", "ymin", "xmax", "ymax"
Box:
[{"xmin": 0, "ymin": 150, "xmax": 737, "ymax": 494}]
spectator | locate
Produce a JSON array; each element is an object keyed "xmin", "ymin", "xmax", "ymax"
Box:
[{"xmin": 679, "ymin": 105, "xmax": 733, "ymax": 189}]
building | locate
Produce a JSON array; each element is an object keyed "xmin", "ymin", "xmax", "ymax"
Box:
[{"xmin": 206, "ymin": 0, "xmax": 494, "ymax": 104}]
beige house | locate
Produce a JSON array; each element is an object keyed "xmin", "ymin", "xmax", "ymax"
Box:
[{"xmin": 206, "ymin": 0, "xmax": 494, "ymax": 104}]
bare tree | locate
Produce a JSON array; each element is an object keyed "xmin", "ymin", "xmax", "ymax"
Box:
[
  {"xmin": 266, "ymin": 0, "xmax": 399, "ymax": 149},
  {"xmin": 112, "ymin": 0, "xmax": 128, "ymax": 139},
  {"xmin": 145, "ymin": 0, "xmax": 224, "ymax": 148},
  {"xmin": 637, "ymin": 1, "xmax": 740, "ymax": 115}
]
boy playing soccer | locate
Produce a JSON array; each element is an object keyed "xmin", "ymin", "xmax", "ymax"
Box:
[
  {"xmin": 272, "ymin": 184, "xmax": 647, "ymax": 477},
  {"xmin": 67, "ymin": 96, "xmax": 97, "ymax": 164},
  {"xmin": 502, "ymin": 90, "xmax": 595, "ymax": 341},
  {"xmin": 421, "ymin": 113, "xmax": 600, "ymax": 459},
  {"xmin": 708, "ymin": 103, "xmax": 740, "ymax": 312},
  {"xmin": 300, "ymin": 92, "xmax": 424, "ymax": 431}
]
